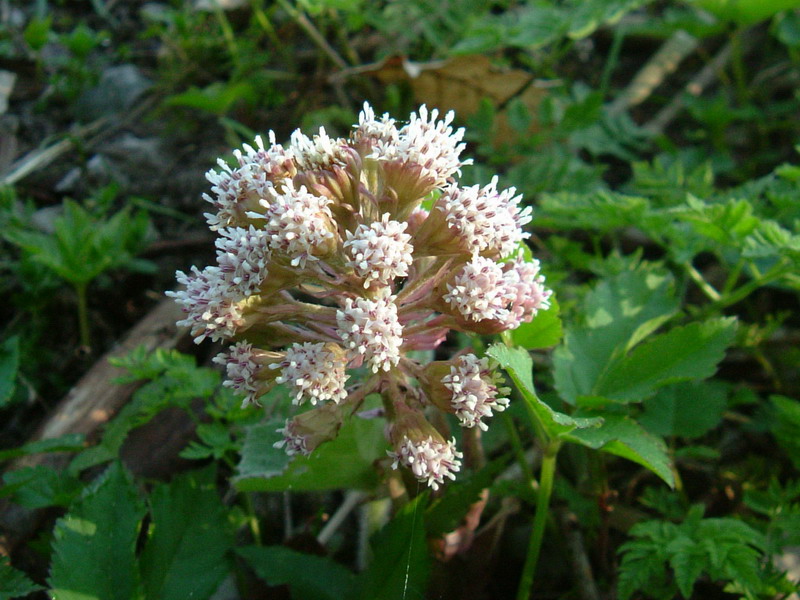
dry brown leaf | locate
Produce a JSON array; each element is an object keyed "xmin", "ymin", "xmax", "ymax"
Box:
[{"xmin": 371, "ymin": 55, "xmax": 546, "ymax": 146}]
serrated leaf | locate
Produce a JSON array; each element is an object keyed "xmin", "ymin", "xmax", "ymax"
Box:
[
  {"xmin": 592, "ymin": 318, "xmax": 737, "ymax": 403},
  {"xmin": 510, "ymin": 296, "xmax": 562, "ymax": 349},
  {"xmin": 0, "ymin": 336, "xmax": 20, "ymax": 408},
  {"xmin": 235, "ymin": 407, "xmax": 386, "ymax": 492},
  {"xmin": 487, "ymin": 344, "xmax": 602, "ymax": 440},
  {"xmin": 49, "ymin": 462, "xmax": 145, "ymax": 600},
  {"xmin": 0, "ymin": 556, "xmax": 43, "ymax": 600},
  {"xmin": 564, "ymin": 415, "xmax": 675, "ymax": 487},
  {"xmin": 0, "ymin": 433, "xmax": 85, "ymax": 462},
  {"xmin": 238, "ymin": 545, "xmax": 357, "ymax": 600},
  {"xmin": 357, "ymin": 494, "xmax": 431, "ymax": 600},
  {"xmin": 140, "ymin": 466, "xmax": 233, "ymax": 600},
  {"xmin": 553, "ymin": 268, "xmax": 679, "ymax": 404},
  {"xmin": 1, "ymin": 466, "xmax": 83, "ymax": 508},
  {"xmin": 639, "ymin": 381, "xmax": 727, "ymax": 438}
]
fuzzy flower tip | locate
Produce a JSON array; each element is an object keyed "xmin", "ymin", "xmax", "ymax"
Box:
[
  {"xmin": 443, "ymin": 256, "xmax": 511, "ymax": 322},
  {"xmin": 442, "ymin": 355, "xmax": 510, "ymax": 430},
  {"xmin": 215, "ymin": 226, "xmax": 271, "ymax": 296},
  {"xmin": 439, "ymin": 176, "xmax": 532, "ymax": 258},
  {"xmin": 213, "ymin": 342, "xmax": 269, "ymax": 407},
  {"xmin": 388, "ymin": 436, "xmax": 463, "ymax": 490},
  {"xmin": 336, "ymin": 292, "xmax": 403, "ymax": 372},
  {"xmin": 273, "ymin": 342, "xmax": 349, "ymax": 405},
  {"xmin": 344, "ymin": 214, "xmax": 413, "ymax": 288}
]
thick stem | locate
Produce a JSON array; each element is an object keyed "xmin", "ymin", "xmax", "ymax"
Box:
[
  {"xmin": 516, "ymin": 442, "xmax": 559, "ymax": 600},
  {"xmin": 75, "ymin": 282, "xmax": 91, "ymax": 349}
]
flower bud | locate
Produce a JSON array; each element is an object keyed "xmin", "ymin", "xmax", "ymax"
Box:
[{"xmin": 274, "ymin": 403, "xmax": 343, "ymax": 456}]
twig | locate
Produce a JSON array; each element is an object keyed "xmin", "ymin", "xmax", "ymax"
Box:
[
  {"xmin": 644, "ymin": 41, "xmax": 734, "ymax": 135},
  {"xmin": 317, "ymin": 491, "xmax": 365, "ymax": 546},
  {"xmin": 608, "ymin": 30, "xmax": 699, "ymax": 116},
  {"xmin": 556, "ymin": 509, "xmax": 601, "ymax": 600}
]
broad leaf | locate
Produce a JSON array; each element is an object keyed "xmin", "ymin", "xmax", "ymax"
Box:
[
  {"xmin": 140, "ymin": 466, "xmax": 233, "ymax": 600},
  {"xmin": 592, "ymin": 318, "xmax": 737, "ymax": 403},
  {"xmin": 236, "ymin": 407, "xmax": 386, "ymax": 492},
  {"xmin": 1, "ymin": 465, "xmax": 83, "ymax": 509},
  {"xmin": 0, "ymin": 433, "xmax": 85, "ymax": 462},
  {"xmin": 511, "ymin": 296, "xmax": 563, "ymax": 349},
  {"xmin": 49, "ymin": 462, "xmax": 145, "ymax": 600},
  {"xmin": 487, "ymin": 344, "xmax": 601, "ymax": 440},
  {"xmin": 553, "ymin": 268, "xmax": 679, "ymax": 404},
  {"xmin": 238, "ymin": 545, "xmax": 357, "ymax": 600},
  {"xmin": 357, "ymin": 494, "xmax": 431, "ymax": 600},
  {"xmin": 564, "ymin": 415, "xmax": 675, "ymax": 487},
  {"xmin": 639, "ymin": 381, "xmax": 727, "ymax": 438}
]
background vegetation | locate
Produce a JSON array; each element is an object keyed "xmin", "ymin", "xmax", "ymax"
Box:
[{"xmin": 1, "ymin": 0, "xmax": 799, "ymax": 598}]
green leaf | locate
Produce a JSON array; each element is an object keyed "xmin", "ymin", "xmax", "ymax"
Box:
[
  {"xmin": 487, "ymin": 344, "xmax": 602, "ymax": 440},
  {"xmin": 0, "ymin": 556, "xmax": 43, "ymax": 600},
  {"xmin": 357, "ymin": 495, "xmax": 431, "ymax": 600},
  {"xmin": 0, "ymin": 336, "xmax": 20, "ymax": 408},
  {"xmin": 564, "ymin": 415, "xmax": 675, "ymax": 487},
  {"xmin": 690, "ymin": 0, "xmax": 800, "ymax": 25},
  {"xmin": 49, "ymin": 462, "xmax": 145, "ymax": 600},
  {"xmin": 23, "ymin": 16, "xmax": 51, "ymax": 51},
  {"xmin": 592, "ymin": 318, "xmax": 737, "ymax": 403},
  {"xmin": 0, "ymin": 433, "xmax": 85, "ymax": 462},
  {"xmin": 511, "ymin": 296, "xmax": 563, "ymax": 349},
  {"xmin": 235, "ymin": 407, "xmax": 386, "ymax": 492},
  {"xmin": 140, "ymin": 466, "xmax": 233, "ymax": 600},
  {"xmin": 639, "ymin": 381, "xmax": 727, "ymax": 438},
  {"xmin": 770, "ymin": 395, "xmax": 800, "ymax": 470},
  {"xmin": 238, "ymin": 545, "xmax": 357, "ymax": 600},
  {"xmin": 1, "ymin": 466, "xmax": 83, "ymax": 509}
]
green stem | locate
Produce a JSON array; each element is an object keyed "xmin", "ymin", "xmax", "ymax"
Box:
[
  {"xmin": 685, "ymin": 262, "xmax": 721, "ymax": 302},
  {"xmin": 75, "ymin": 282, "xmax": 90, "ymax": 348},
  {"xmin": 699, "ymin": 259, "xmax": 792, "ymax": 319},
  {"xmin": 502, "ymin": 412, "xmax": 534, "ymax": 484},
  {"xmin": 516, "ymin": 442, "xmax": 560, "ymax": 600},
  {"xmin": 243, "ymin": 491, "xmax": 263, "ymax": 545}
]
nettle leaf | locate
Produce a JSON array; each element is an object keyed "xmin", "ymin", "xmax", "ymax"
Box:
[
  {"xmin": 238, "ymin": 545, "xmax": 357, "ymax": 600},
  {"xmin": 592, "ymin": 318, "xmax": 737, "ymax": 403},
  {"xmin": 1, "ymin": 465, "xmax": 83, "ymax": 509},
  {"xmin": 538, "ymin": 191, "xmax": 651, "ymax": 232},
  {"xmin": 639, "ymin": 381, "xmax": 727, "ymax": 438},
  {"xmin": 357, "ymin": 494, "xmax": 431, "ymax": 600},
  {"xmin": 487, "ymin": 344, "xmax": 602, "ymax": 440},
  {"xmin": 49, "ymin": 462, "xmax": 145, "ymax": 600},
  {"xmin": 0, "ymin": 433, "xmax": 85, "ymax": 462},
  {"xmin": 511, "ymin": 296, "xmax": 562, "ymax": 349},
  {"xmin": 236, "ymin": 406, "xmax": 386, "ymax": 492},
  {"xmin": 553, "ymin": 268, "xmax": 680, "ymax": 404},
  {"xmin": 564, "ymin": 415, "xmax": 674, "ymax": 487},
  {"xmin": 0, "ymin": 556, "xmax": 43, "ymax": 600},
  {"xmin": 140, "ymin": 466, "xmax": 233, "ymax": 600},
  {"xmin": 0, "ymin": 335, "xmax": 20, "ymax": 408},
  {"xmin": 678, "ymin": 196, "xmax": 761, "ymax": 247}
]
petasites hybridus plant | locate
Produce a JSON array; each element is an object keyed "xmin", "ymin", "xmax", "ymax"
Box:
[{"xmin": 167, "ymin": 103, "xmax": 551, "ymax": 489}]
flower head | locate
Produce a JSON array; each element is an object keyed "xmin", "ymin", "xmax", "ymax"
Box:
[
  {"xmin": 336, "ymin": 291, "xmax": 403, "ymax": 372},
  {"xmin": 344, "ymin": 214, "xmax": 413, "ymax": 288},
  {"xmin": 442, "ymin": 355, "xmax": 510, "ymax": 430},
  {"xmin": 274, "ymin": 342, "xmax": 349, "ymax": 405}
]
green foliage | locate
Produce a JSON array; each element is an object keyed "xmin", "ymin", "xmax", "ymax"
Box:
[
  {"xmin": 510, "ymin": 296, "xmax": 563, "ymax": 350},
  {"xmin": 639, "ymin": 381, "xmax": 728, "ymax": 439},
  {"xmin": 49, "ymin": 462, "xmax": 146, "ymax": 600},
  {"xmin": 238, "ymin": 545, "xmax": 358, "ymax": 600},
  {"xmin": 0, "ymin": 433, "xmax": 85, "ymax": 462},
  {"xmin": 140, "ymin": 466, "xmax": 233, "ymax": 600},
  {"xmin": 1, "ymin": 465, "xmax": 83, "ymax": 509},
  {"xmin": 0, "ymin": 336, "xmax": 20, "ymax": 409},
  {"xmin": 0, "ymin": 557, "xmax": 43, "ymax": 600},
  {"xmin": 769, "ymin": 395, "xmax": 800, "ymax": 469},
  {"xmin": 4, "ymin": 197, "xmax": 152, "ymax": 288},
  {"xmin": 618, "ymin": 505, "xmax": 771, "ymax": 600}
]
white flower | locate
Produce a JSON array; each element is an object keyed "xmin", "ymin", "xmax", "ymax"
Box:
[
  {"xmin": 289, "ymin": 127, "xmax": 350, "ymax": 171},
  {"xmin": 273, "ymin": 342, "xmax": 349, "ymax": 405},
  {"xmin": 439, "ymin": 177, "xmax": 531, "ymax": 257},
  {"xmin": 344, "ymin": 214, "xmax": 413, "ymax": 288},
  {"xmin": 388, "ymin": 435, "xmax": 463, "ymax": 490},
  {"xmin": 273, "ymin": 419, "xmax": 311, "ymax": 456},
  {"xmin": 443, "ymin": 256, "xmax": 513, "ymax": 322},
  {"xmin": 167, "ymin": 265, "xmax": 243, "ymax": 343},
  {"xmin": 442, "ymin": 355, "xmax": 510, "ymax": 430},
  {"xmin": 215, "ymin": 226, "xmax": 271, "ymax": 296},
  {"xmin": 235, "ymin": 131, "xmax": 295, "ymax": 180},
  {"xmin": 371, "ymin": 105, "xmax": 472, "ymax": 187},
  {"xmin": 352, "ymin": 102, "xmax": 399, "ymax": 147},
  {"xmin": 213, "ymin": 342, "xmax": 267, "ymax": 406},
  {"xmin": 502, "ymin": 252, "xmax": 552, "ymax": 328},
  {"xmin": 251, "ymin": 181, "xmax": 336, "ymax": 268},
  {"xmin": 336, "ymin": 291, "xmax": 403, "ymax": 372}
]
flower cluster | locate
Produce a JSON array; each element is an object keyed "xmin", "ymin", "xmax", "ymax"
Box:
[{"xmin": 169, "ymin": 103, "xmax": 551, "ymax": 490}]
